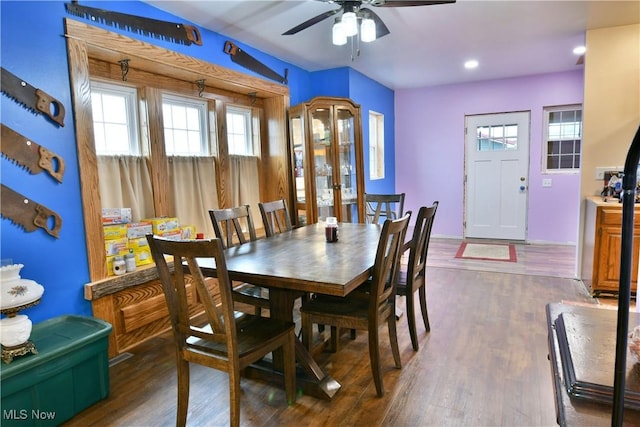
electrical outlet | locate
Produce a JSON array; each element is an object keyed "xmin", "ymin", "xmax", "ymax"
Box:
[{"xmin": 542, "ymin": 178, "xmax": 552, "ymax": 187}]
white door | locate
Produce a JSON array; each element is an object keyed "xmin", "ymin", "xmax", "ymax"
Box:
[{"xmin": 464, "ymin": 112, "xmax": 530, "ymax": 240}]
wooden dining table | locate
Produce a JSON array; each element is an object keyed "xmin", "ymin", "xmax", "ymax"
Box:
[{"xmin": 196, "ymin": 222, "xmax": 384, "ymax": 400}]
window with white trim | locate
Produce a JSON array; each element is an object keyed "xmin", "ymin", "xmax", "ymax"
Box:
[
  {"xmin": 162, "ymin": 94, "xmax": 209, "ymax": 156},
  {"xmin": 369, "ymin": 111, "xmax": 385, "ymax": 180},
  {"xmin": 543, "ymin": 105, "xmax": 582, "ymax": 172},
  {"xmin": 226, "ymin": 106, "xmax": 256, "ymax": 156},
  {"xmin": 90, "ymin": 81, "xmax": 140, "ymax": 155}
]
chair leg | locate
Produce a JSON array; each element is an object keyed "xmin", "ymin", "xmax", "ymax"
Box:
[
  {"xmin": 301, "ymin": 312, "xmax": 313, "ymax": 351},
  {"xmin": 388, "ymin": 311, "xmax": 402, "ymax": 369},
  {"xmin": 283, "ymin": 332, "xmax": 297, "ymax": 406},
  {"xmin": 368, "ymin": 324, "xmax": 384, "ymax": 397},
  {"xmin": 229, "ymin": 367, "xmax": 241, "ymax": 427},
  {"xmin": 176, "ymin": 358, "xmax": 190, "ymax": 427},
  {"xmin": 418, "ymin": 286, "xmax": 430, "ymax": 332},
  {"xmin": 406, "ymin": 291, "xmax": 419, "ymax": 351}
]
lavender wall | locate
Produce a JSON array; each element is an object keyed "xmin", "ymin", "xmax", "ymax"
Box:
[{"xmin": 395, "ymin": 70, "xmax": 584, "ymax": 244}]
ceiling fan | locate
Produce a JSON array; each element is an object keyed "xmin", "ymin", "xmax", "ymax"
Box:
[{"xmin": 282, "ymin": 0, "xmax": 456, "ymax": 40}]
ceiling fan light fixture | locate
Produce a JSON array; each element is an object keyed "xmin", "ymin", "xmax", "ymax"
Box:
[
  {"xmin": 573, "ymin": 45, "xmax": 586, "ymax": 55},
  {"xmin": 464, "ymin": 59, "xmax": 479, "ymax": 69},
  {"xmin": 360, "ymin": 17, "xmax": 376, "ymax": 42},
  {"xmin": 332, "ymin": 18, "xmax": 347, "ymax": 46},
  {"xmin": 342, "ymin": 11, "xmax": 358, "ymax": 37}
]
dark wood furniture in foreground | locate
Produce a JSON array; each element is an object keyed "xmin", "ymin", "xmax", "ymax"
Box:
[
  {"xmin": 209, "ymin": 205, "xmax": 270, "ymax": 315},
  {"xmin": 364, "ymin": 193, "xmax": 406, "ymax": 224},
  {"xmin": 395, "ymin": 202, "xmax": 439, "ymax": 351},
  {"xmin": 546, "ymin": 303, "xmax": 640, "ymax": 426},
  {"xmin": 148, "ymin": 236, "xmax": 296, "ymax": 427},
  {"xmin": 197, "ymin": 222, "xmax": 383, "ymax": 400},
  {"xmin": 301, "ymin": 214, "xmax": 410, "ymax": 397},
  {"xmin": 581, "ymin": 197, "xmax": 640, "ymax": 296},
  {"xmin": 258, "ymin": 199, "xmax": 294, "ymax": 237}
]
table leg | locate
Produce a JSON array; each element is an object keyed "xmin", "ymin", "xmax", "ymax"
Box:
[{"xmin": 244, "ymin": 288, "xmax": 341, "ymax": 400}]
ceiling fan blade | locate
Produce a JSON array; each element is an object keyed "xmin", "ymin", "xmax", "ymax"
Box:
[
  {"xmin": 369, "ymin": 0, "xmax": 456, "ymax": 7},
  {"xmin": 360, "ymin": 8, "xmax": 390, "ymax": 38},
  {"xmin": 282, "ymin": 8, "xmax": 341, "ymax": 35}
]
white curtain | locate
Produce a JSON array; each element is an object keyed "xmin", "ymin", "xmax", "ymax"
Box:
[
  {"xmin": 98, "ymin": 155, "xmax": 219, "ymax": 238},
  {"xmin": 229, "ymin": 155, "xmax": 261, "ymax": 227},
  {"xmin": 168, "ymin": 156, "xmax": 219, "ymax": 237},
  {"xmin": 97, "ymin": 155, "xmax": 154, "ymax": 222}
]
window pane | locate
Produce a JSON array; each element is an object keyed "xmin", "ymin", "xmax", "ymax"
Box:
[
  {"xmin": 102, "ymin": 94, "xmax": 127, "ymax": 123},
  {"xmin": 90, "ymin": 81, "xmax": 139, "ymax": 155},
  {"xmin": 162, "ymin": 94, "xmax": 208, "ymax": 156},
  {"xmin": 226, "ymin": 106, "xmax": 254, "ymax": 156},
  {"xmin": 369, "ymin": 111, "xmax": 384, "ymax": 180},
  {"xmin": 477, "ymin": 124, "xmax": 518, "ymax": 152},
  {"xmin": 544, "ymin": 105, "xmax": 582, "ymax": 171},
  {"xmin": 505, "ymin": 124, "xmax": 518, "ymax": 137},
  {"xmin": 560, "ymin": 155, "xmax": 574, "ymax": 169}
]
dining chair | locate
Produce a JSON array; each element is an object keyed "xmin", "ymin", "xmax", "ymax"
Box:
[
  {"xmin": 146, "ymin": 235, "xmax": 296, "ymax": 427},
  {"xmin": 259, "ymin": 199, "xmax": 293, "ymax": 237},
  {"xmin": 209, "ymin": 205, "xmax": 269, "ymax": 315},
  {"xmin": 300, "ymin": 213, "xmax": 411, "ymax": 397},
  {"xmin": 394, "ymin": 201, "xmax": 438, "ymax": 351},
  {"xmin": 364, "ymin": 193, "xmax": 405, "ymax": 224}
]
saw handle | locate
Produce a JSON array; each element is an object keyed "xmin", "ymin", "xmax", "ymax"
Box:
[
  {"xmin": 38, "ymin": 146, "xmax": 65, "ymax": 184},
  {"xmin": 35, "ymin": 89, "xmax": 65, "ymax": 127},
  {"xmin": 33, "ymin": 204, "xmax": 62, "ymax": 239},
  {"xmin": 223, "ymin": 40, "xmax": 239, "ymax": 56},
  {"xmin": 183, "ymin": 25, "xmax": 203, "ymax": 46}
]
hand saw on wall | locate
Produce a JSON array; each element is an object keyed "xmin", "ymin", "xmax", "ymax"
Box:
[{"xmin": 65, "ymin": 2, "xmax": 202, "ymax": 46}]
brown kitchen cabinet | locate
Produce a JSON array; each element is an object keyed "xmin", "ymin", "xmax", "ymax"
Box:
[
  {"xmin": 288, "ymin": 97, "xmax": 365, "ymax": 226},
  {"xmin": 582, "ymin": 196, "xmax": 640, "ymax": 296}
]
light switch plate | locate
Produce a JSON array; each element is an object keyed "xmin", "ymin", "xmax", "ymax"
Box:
[{"xmin": 542, "ymin": 178, "xmax": 552, "ymax": 187}]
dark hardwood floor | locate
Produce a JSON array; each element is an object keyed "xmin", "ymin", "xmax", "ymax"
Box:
[{"xmin": 64, "ymin": 239, "xmax": 598, "ymax": 426}]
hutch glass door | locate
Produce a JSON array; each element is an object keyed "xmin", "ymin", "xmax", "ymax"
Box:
[{"xmin": 336, "ymin": 107, "xmax": 358, "ymax": 222}]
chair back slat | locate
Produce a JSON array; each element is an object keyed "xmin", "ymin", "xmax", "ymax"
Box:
[
  {"xmin": 259, "ymin": 199, "xmax": 293, "ymax": 237},
  {"xmin": 407, "ymin": 202, "xmax": 439, "ymax": 285},
  {"xmin": 209, "ymin": 205, "xmax": 257, "ymax": 248},
  {"xmin": 369, "ymin": 212, "xmax": 411, "ymax": 318},
  {"xmin": 365, "ymin": 193, "xmax": 405, "ymax": 224}
]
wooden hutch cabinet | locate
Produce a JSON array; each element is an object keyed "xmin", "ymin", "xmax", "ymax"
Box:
[
  {"xmin": 289, "ymin": 97, "xmax": 365, "ymax": 225},
  {"xmin": 582, "ymin": 197, "xmax": 640, "ymax": 296}
]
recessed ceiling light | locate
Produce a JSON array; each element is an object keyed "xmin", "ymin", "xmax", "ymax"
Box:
[
  {"xmin": 573, "ymin": 46, "xmax": 586, "ymax": 55},
  {"xmin": 464, "ymin": 60, "xmax": 479, "ymax": 69}
]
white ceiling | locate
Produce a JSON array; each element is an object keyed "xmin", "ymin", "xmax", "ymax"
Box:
[{"xmin": 144, "ymin": 0, "xmax": 640, "ymax": 90}]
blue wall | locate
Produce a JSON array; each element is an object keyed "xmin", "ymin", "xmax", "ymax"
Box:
[{"xmin": 0, "ymin": 1, "xmax": 396, "ymax": 323}]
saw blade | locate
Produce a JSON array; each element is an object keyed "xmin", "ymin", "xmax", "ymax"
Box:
[
  {"xmin": 1, "ymin": 67, "xmax": 65, "ymax": 127},
  {"xmin": 0, "ymin": 184, "xmax": 62, "ymax": 238},
  {"xmin": 65, "ymin": 3, "xmax": 202, "ymax": 46},
  {"xmin": 223, "ymin": 41, "xmax": 288, "ymax": 85},
  {"xmin": 1, "ymin": 124, "xmax": 65, "ymax": 183}
]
